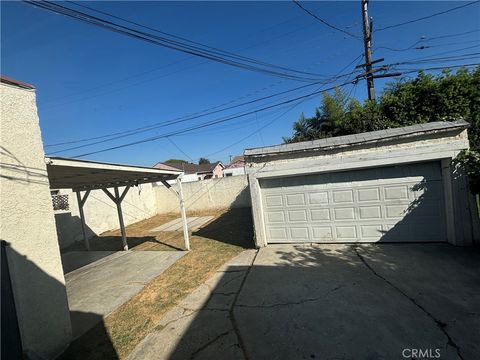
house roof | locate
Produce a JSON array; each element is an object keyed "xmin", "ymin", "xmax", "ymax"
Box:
[
  {"xmin": 225, "ymin": 156, "xmax": 245, "ymax": 169},
  {"xmin": 153, "ymin": 162, "xmax": 182, "ymax": 172},
  {"xmin": 169, "ymin": 161, "xmax": 224, "ymax": 174},
  {"xmin": 46, "ymin": 156, "xmax": 182, "ymax": 191},
  {"xmin": 244, "ymin": 120, "xmax": 469, "ymax": 157},
  {"xmin": 0, "ymin": 75, "xmax": 35, "ymax": 90}
]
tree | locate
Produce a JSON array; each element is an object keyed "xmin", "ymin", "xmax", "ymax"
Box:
[
  {"xmin": 164, "ymin": 159, "xmax": 188, "ymax": 164},
  {"xmin": 284, "ymin": 66, "xmax": 480, "ymax": 194},
  {"xmin": 198, "ymin": 157, "xmax": 210, "ymax": 165}
]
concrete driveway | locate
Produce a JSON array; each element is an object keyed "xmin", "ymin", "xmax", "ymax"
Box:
[{"xmin": 129, "ymin": 244, "xmax": 480, "ymax": 360}]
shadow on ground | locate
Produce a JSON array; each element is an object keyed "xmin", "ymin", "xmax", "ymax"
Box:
[
  {"xmin": 193, "ymin": 207, "xmax": 255, "ymax": 248},
  {"xmin": 129, "ymin": 244, "xmax": 480, "ymax": 360},
  {"xmin": 1, "ymin": 241, "xmax": 118, "ymax": 360}
]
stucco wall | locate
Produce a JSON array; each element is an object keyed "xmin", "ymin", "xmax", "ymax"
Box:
[
  {"xmin": 155, "ymin": 174, "xmax": 251, "ymax": 214},
  {"xmin": 55, "ymin": 183, "xmax": 157, "ymax": 249},
  {"xmin": 0, "ymin": 83, "xmax": 72, "ymax": 358}
]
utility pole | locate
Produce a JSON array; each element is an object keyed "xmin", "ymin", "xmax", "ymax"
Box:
[{"xmin": 361, "ymin": 0, "xmax": 375, "ymax": 101}]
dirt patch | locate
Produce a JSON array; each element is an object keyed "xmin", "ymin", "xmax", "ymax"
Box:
[{"xmin": 60, "ymin": 208, "xmax": 254, "ymax": 359}]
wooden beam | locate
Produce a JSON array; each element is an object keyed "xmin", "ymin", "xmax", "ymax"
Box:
[
  {"xmin": 176, "ymin": 178, "xmax": 190, "ymax": 251},
  {"xmin": 76, "ymin": 190, "xmax": 90, "ymax": 251},
  {"xmin": 114, "ymin": 186, "xmax": 128, "ymax": 251}
]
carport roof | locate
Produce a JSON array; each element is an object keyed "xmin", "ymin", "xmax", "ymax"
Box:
[
  {"xmin": 45, "ymin": 156, "xmax": 182, "ymax": 191},
  {"xmin": 244, "ymin": 120, "xmax": 469, "ymax": 157}
]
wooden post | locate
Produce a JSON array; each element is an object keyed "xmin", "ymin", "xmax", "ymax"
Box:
[
  {"xmin": 114, "ymin": 186, "xmax": 129, "ymax": 251},
  {"xmin": 177, "ymin": 177, "xmax": 190, "ymax": 250},
  {"xmin": 76, "ymin": 190, "xmax": 91, "ymax": 251}
]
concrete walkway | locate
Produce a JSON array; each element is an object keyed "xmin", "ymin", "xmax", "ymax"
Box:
[
  {"xmin": 64, "ymin": 250, "xmax": 185, "ymax": 339},
  {"xmin": 128, "ymin": 244, "xmax": 480, "ymax": 360}
]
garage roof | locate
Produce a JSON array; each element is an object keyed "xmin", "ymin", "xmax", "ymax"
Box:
[
  {"xmin": 45, "ymin": 156, "xmax": 182, "ymax": 191},
  {"xmin": 245, "ymin": 120, "xmax": 469, "ymax": 157}
]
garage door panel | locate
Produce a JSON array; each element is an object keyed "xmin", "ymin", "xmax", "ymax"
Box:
[
  {"xmin": 268, "ymin": 228, "xmax": 288, "ymax": 241},
  {"xmin": 359, "ymin": 206, "xmax": 382, "ymax": 219},
  {"xmin": 266, "ymin": 211, "xmax": 285, "ymax": 223},
  {"xmin": 288, "ymin": 210, "xmax": 307, "ymax": 222},
  {"xmin": 286, "ymin": 193, "xmax": 306, "ymax": 206},
  {"xmin": 261, "ymin": 162, "xmax": 446, "ymax": 243},
  {"xmin": 332, "ymin": 190, "xmax": 354, "ymax": 203},
  {"xmin": 290, "ymin": 227, "xmax": 309, "ymax": 240},
  {"xmin": 265, "ymin": 194, "xmax": 283, "ymax": 207},
  {"xmin": 312, "ymin": 226, "xmax": 333, "ymax": 240},
  {"xmin": 335, "ymin": 226, "xmax": 357, "ymax": 239},
  {"xmin": 333, "ymin": 207, "xmax": 355, "ymax": 220},
  {"xmin": 311, "ymin": 209, "xmax": 330, "ymax": 221},
  {"xmin": 357, "ymin": 188, "xmax": 380, "ymax": 202},
  {"xmin": 309, "ymin": 192, "xmax": 329, "ymax": 204}
]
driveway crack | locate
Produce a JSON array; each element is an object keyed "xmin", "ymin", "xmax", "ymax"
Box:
[
  {"xmin": 353, "ymin": 246, "xmax": 464, "ymax": 360},
  {"xmin": 189, "ymin": 330, "xmax": 233, "ymax": 360},
  {"xmin": 235, "ymin": 286, "xmax": 342, "ymax": 309},
  {"xmin": 229, "ymin": 249, "xmax": 259, "ymax": 360}
]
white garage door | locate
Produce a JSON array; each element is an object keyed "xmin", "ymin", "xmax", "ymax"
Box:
[{"xmin": 261, "ymin": 162, "xmax": 446, "ymax": 243}]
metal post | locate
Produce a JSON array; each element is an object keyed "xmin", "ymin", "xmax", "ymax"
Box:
[
  {"xmin": 177, "ymin": 177, "xmax": 190, "ymax": 251},
  {"xmin": 361, "ymin": 0, "xmax": 375, "ymax": 101},
  {"xmin": 76, "ymin": 190, "xmax": 91, "ymax": 251}
]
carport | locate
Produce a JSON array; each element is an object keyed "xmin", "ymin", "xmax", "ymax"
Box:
[
  {"xmin": 45, "ymin": 156, "xmax": 191, "ymax": 251},
  {"xmin": 245, "ymin": 120, "xmax": 479, "ymax": 247}
]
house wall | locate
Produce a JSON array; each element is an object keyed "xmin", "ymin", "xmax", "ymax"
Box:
[
  {"xmin": 155, "ymin": 174, "xmax": 251, "ymax": 214},
  {"xmin": 224, "ymin": 166, "xmax": 246, "ymax": 177},
  {"xmin": 212, "ymin": 164, "xmax": 224, "ymax": 178},
  {"xmin": 55, "ymin": 184, "xmax": 157, "ymax": 250},
  {"xmin": 0, "ymin": 82, "xmax": 72, "ymax": 358}
]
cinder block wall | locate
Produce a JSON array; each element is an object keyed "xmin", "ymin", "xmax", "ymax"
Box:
[
  {"xmin": 0, "ymin": 82, "xmax": 72, "ymax": 359},
  {"xmin": 55, "ymin": 184, "xmax": 157, "ymax": 249},
  {"xmin": 155, "ymin": 174, "xmax": 251, "ymax": 214}
]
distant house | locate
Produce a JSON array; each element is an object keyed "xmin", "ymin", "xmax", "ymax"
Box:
[
  {"xmin": 153, "ymin": 162, "xmax": 183, "ymax": 172},
  {"xmin": 155, "ymin": 161, "xmax": 225, "ymax": 183},
  {"xmin": 224, "ymin": 155, "xmax": 245, "ymax": 177}
]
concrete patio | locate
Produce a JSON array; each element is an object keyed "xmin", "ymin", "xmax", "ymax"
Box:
[
  {"xmin": 62, "ymin": 250, "xmax": 185, "ymax": 339},
  {"xmin": 128, "ymin": 244, "xmax": 480, "ymax": 360}
]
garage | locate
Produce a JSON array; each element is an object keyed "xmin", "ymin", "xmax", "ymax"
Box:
[
  {"xmin": 245, "ymin": 120, "xmax": 479, "ymax": 247},
  {"xmin": 261, "ymin": 162, "xmax": 445, "ymax": 243}
]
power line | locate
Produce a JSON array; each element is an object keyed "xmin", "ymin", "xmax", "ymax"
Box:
[
  {"xmin": 376, "ymin": 39, "xmax": 479, "ymax": 53},
  {"xmin": 23, "ymin": 0, "xmax": 325, "ymax": 82},
  {"xmin": 65, "ymin": 80, "xmax": 356, "ymax": 159},
  {"xmin": 42, "ymin": 4, "xmax": 356, "ymax": 107},
  {"xmin": 46, "ymin": 73, "xmax": 356, "ymax": 154},
  {"xmin": 46, "ymin": 59, "xmax": 364, "ymax": 152},
  {"xmin": 376, "ymin": 1, "xmax": 480, "ymax": 32},
  {"xmin": 205, "ymin": 99, "xmax": 309, "ymax": 158},
  {"xmin": 292, "ymin": 0, "xmax": 360, "ymax": 40},
  {"xmin": 166, "ymin": 137, "xmax": 195, "ymax": 163}
]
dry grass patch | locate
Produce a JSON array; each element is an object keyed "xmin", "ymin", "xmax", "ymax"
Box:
[{"xmin": 60, "ymin": 208, "xmax": 253, "ymax": 360}]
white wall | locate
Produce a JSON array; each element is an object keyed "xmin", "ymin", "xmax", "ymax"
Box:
[
  {"xmin": 155, "ymin": 174, "xmax": 251, "ymax": 214},
  {"xmin": 55, "ymin": 183, "xmax": 157, "ymax": 249},
  {"xmin": 224, "ymin": 166, "xmax": 245, "ymax": 176},
  {"xmin": 0, "ymin": 82, "xmax": 72, "ymax": 358}
]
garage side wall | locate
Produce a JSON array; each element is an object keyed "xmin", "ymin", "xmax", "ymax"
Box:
[{"xmin": 0, "ymin": 83, "xmax": 72, "ymax": 358}]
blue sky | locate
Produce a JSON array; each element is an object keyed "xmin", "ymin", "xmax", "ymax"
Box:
[{"xmin": 2, "ymin": 1, "xmax": 479, "ymax": 166}]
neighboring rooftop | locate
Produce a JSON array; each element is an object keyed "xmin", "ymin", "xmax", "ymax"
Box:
[
  {"xmin": 225, "ymin": 155, "xmax": 245, "ymax": 169},
  {"xmin": 168, "ymin": 161, "xmax": 224, "ymax": 174},
  {"xmin": 0, "ymin": 75, "xmax": 35, "ymax": 90},
  {"xmin": 153, "ymin": 162, "xmax": 182, "ymax": 172},
  {"xmin": 244, "ymin": 120, "xmax": 469, "ymax": 157}
]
